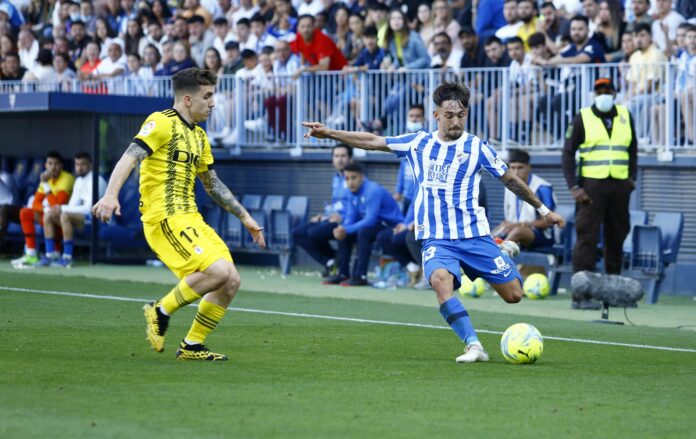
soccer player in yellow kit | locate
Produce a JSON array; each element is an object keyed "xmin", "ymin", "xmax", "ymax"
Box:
[{"xmin": 92, "ymin": 68, "xmax": 265, "ymax": 361}]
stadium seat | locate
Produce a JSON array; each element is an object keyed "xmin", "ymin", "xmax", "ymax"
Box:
[
  {"xmin": 261, "ymin": 195, "xmax": 285, "ymax": 236},
  {"xmin": 623, "ymin": 210, "xmax": 649, "ymax": 265},
  {"xmin": 653, "ymin": 212, "xmax": 684, "ymax": 265},
  {"xmin": 242, "ymin": 194, "xmax": 263, "ymax": 210},
  {"xmin": 98, "ymin": 170, "xmax": 146, "ymax": 256},
  {"xmin": 269, "ymin": 209, "xmax": 293, "ymax": 274},
  {"xmin": 0, "ymin": 171, "xmax": 19, "ymax": 205},
  {"xmin": 285, "ymin": 195, "xmax": 309, "ymax": 226},
  {"xmin": 243, "ymin": 209, "xmax": 266, "ymax": 248},
  {"xmin": 223, "ymin": 213, "xmax": 243, "ymax": 248}
]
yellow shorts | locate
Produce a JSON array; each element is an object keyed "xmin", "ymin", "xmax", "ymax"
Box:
[{"xmin": 144, "ymin": 212, "xmax": 232, "ymax": 279}]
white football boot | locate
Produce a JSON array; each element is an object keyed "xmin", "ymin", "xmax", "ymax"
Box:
[{"xmin": 456, "ymin": 342, "xmax": 490, "ymax": 363}]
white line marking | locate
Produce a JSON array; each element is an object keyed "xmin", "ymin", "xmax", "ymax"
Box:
[{"xmin": 2, "ymin": 285, "xmax": 695, "ymax": 353}]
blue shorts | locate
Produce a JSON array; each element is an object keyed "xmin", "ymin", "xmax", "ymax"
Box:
[
  {"xmin": 421, "ymin": 236, "xmax": 523, "ymax": 290},
  {"xmin": 529, "ymin": 227, "xmax": 555, "ymax": 249}
]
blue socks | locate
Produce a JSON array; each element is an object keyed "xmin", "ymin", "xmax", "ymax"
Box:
[
  {"xmin": 63, "ymin": 240, "xmax": 74, "ymax": 258},
  {"xmin": 45, "ymin": 238, "xmax": 55, "ymax": 256},
  {"xmin": 440, "ymin": 296, "xmax": 479, "ymax": 345}
]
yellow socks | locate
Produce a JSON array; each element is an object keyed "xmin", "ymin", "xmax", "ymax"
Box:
[
  {"xmin": 185, "ymin": 299, "xmax": 227, "ymax": 345},
  {"xmin": 160, "ymin": 279, "xmax": 202, "ymax": 315}
]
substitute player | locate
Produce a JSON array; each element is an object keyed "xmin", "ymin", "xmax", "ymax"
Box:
[
  {"xmin": 303, "ymin": 82, "xmax": 565, "ymax": 363},
  {"xmin": 93, "ymin": 67, "xmax": 265, "ymax": 361}
]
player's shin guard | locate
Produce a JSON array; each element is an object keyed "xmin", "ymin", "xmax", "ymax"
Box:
[
  {"xmin": 185, "ymin": 299, "xmax": 227, "ymax": 345},
  {"xmin": 440, "ymin": 296, "xmax": 479, "ymax": 345},
  {"xmin": 160, "ymin": 278, "xmax": 202, "ymax": 315}
]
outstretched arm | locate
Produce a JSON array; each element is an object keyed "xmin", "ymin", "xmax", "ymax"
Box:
[
  {"xmin": 303, "ymin": 122, "xmax": 390, "ymax": 152},
  {"xmin": 199, "ymin": 169, "xmax": 266, "ymax": 248},
  {"xmin": 500, "ymin": 170, "xmax": 565, "ymax": 228},
  {"xmin": 92, "ymin": 143, "xmax": 147, "ymax": 223}
]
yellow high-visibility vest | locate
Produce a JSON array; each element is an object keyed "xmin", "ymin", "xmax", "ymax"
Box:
[{"xmin": 578, "ymin": 105, "xmax": 632, "ymax": 180}]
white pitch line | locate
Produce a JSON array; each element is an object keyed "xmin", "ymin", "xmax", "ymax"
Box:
[{"xmin": 2, "ymin": 285, "xmax": 695, "ymax": 354}]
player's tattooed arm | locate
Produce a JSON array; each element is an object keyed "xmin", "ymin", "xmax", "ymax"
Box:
[
  {"xmin": 501, "ymin": 170, "xmax": 542, "ymax": 209},
  {"xmin": 125, "ymin": 142, "xmax": 150, "ymax": 164},
  {"xmin": 199, "ymin": 169, "xmax": 248, "ymax": 219}
]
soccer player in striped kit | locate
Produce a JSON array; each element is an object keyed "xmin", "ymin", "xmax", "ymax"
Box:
[{"xmin": 303, "ymin": 82, "xmax": 565, "ymax": 363}]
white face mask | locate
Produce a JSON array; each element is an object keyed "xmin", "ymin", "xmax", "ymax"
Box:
[
  {"xmin": 594, "ymin": 94, "xmax": 615, "ymax": 113},
  {"xmin": 406, "ymin": 121, "xmax": 424, "ymax": 132},
  {"xmin": 70, "ymin": 13, "xmax": 81, "ymax": 21}
]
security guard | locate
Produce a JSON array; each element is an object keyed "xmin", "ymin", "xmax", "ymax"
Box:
[{"xmin": 562, "ymin": 77, "xmax": 638, "ymax": 310}]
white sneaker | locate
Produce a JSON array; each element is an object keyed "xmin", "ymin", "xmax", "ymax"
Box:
[
  {"xmin": 498, "ymin": 240, "xmax": 520, "ymax": 258},
  {"xmin": 455, "ymin": 343, "xmax": 490, "ymax": 363}
]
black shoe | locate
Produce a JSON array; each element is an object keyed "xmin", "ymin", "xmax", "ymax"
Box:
[
  {"xmin": 323, "ymin": 274, "xmax": 349, "ymax": 285},
  {"xmin": 340, "ymin": 277, "xmax": 369, "ymax": 287},
  {"xmin": 320, "ymin": 261, "xmax": 336, "ymax": 278},
  {"xmin": 571, "ymin": 300, "xmax": 602, "ymax": 310}
]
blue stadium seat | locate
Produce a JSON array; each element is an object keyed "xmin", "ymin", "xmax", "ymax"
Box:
[
  {"xmin": 623, "ymin": 209, "xmax": 649, "ymax": 263},
  {"xmin": 223, "ymin": 213, "xmax": 243, "ymax": 248},
  {"xmin": 653, "ymin": 212, "xmax": 683, "ymax": 265},
  {"xmin": 0, "ymin": 171, "xmax": 19, "ymax": 205},
  {"xmin": 243, "ymin": 209, "xmax": 266, "ymax": 248},
  {"xmin": 242, "ymin": 194, "xmax": 263, "ymax": 210},
  {"xmin": 269, "ymin": 209, "xmax": 293, "ymax": 274},
  {"xmin": 285, "ymin": 195, "xmax": 309, "ymax": 226},
  {"xmin": 98, "ymin": 171, "xmax": 145, "ymax": 255}
]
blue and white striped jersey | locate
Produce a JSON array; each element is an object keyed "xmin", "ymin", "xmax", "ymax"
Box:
[{"xmin": 386, "ymin": 130, "xmax": 508, "ymax": 240}]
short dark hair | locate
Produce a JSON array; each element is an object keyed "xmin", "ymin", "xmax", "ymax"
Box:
[
  {"xmin": 363, "ymin": 25, "xmax": 378, "ymax": 38},
  {"xmin": 528, "ymin": 32, "xmax": 547, "ymax": 48},
  {"xmin": 236, "ymin": 18, "xmax": 250, "ymax": 27},
  {"xmin": 332, "ymin": 144, "xmax": 353, "ymax": 158},
  {"xmin": 517, "ymin": 0, "xmax": 535, "ymax": 5},
  {"xmin": 433, "ymin": 82, "xmax": 470, "ymax": 110},
  {"xmin": 570, "ymin": 14, "xmax": 589, "ymax": 27},
  {"xmin": 261, "ymin": 45, "xmax": 274, "ymax": 55},
  {"xmin": 540, "ymin": 1, "xmax": 556, "ymax": 9},
  {"xmin": 54, "ymin": 52, "xmax": 70, "ymax": 63},
  {"xmin": 409, "ymin": 103, "xmax": 425, "ymax": 113},
  {"xmin": 187, "ymin": 15, "xmax": 205, "ymax": 25},
  {"xmin": 46, "ymin": 150, "xmax": 64, "ymax": 165},
  {"xmin": 75, "ymin": 151, "xmax": 92, "ymax": 162},
  {"xmin": 297, "ymin": 14, "xmax": 315, "ymax": 25},
  {"xmin": 432, "ymin": 31, "xmax": 452, "ymax": 45},
  {"xmin": 458, "ymin": 25, "xmax": 476, "ymax": 37},
  {"xmin": 506, "ymin": 36, "xmax": 524, "ymax": 46},
  {"xmin": 250, "ymin": 13, "xmax": 265, "ymax": 24},
  {"xmin": 484, "ymin": 35, "xmax": 503, "ymax": 46},
  {"xmin": 343, "ymin": 162, "xmax": 364, "ymax": 174},
  {"xmin": 633, "ymin": 22, "xmax": 652, "ymax": 35},
  {"xmin": 240, "ymin": 48, "xmax": 257, "ymax": 59},
  {"xmin": 507, "ymin": 149, "xmax": 530, "ymax": 164},
  {"xmin": 71, "ymin": 20, "xmax": 85, "ymax": 27},
  {"xmin": 213, "ymin": 17, "xmax": 228, "ymax": 26},
  {"xmin": 172, "ymin": 67, "xmax": 217, "ymax": 96}
]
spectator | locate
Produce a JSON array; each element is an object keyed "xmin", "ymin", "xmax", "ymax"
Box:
[
  {"xmin": 651, "ymin": 0, "xmax": 685, "ymax": 52},
  {"xmin": 123, "ymin": 18, "xmax": 144, "ymax": 57},
  {"xmin": 143, "ymin": 21, "xmax": 165, "ymax": 54},
  {"xmin": 496, "ymin": 0, "xmax": 523, "ymax": 41},
  {"xmin": 263, "ymin": 39, "xmax": 300, "ymax": 140},
  {"xmin": 11, "ymin": 151, "xmax": 74, "ymax": 269},
  {"xmin": 330, "ymin": 5, "xmax": 352, "ymax": 59},
  {"xmin": 212, "ymin": 17, "xmax": 234, "ymax": 61},
  {"xmin": 675, "ymin": 0, "xmax": 696, "ymax": 20},
  {"xmin": 367, "ymin": 1, "xmax": 389, "ymax": 45},
  {"xmin": 53, "ymin": 51, "xmax": 76, "ymax": 81},
  {"xmin": 69, "ymin": 19, "xmax": 91, "ymax": 62},
  {"xmin": 222, "ymin": 40, "xmax": 243, "ymax": 74},
  {"xmin": 234, "ymin": 18, "xmax": 256, "ymax": 52},
  {"xmin": 250, "ymin": 13, "xmax": 277, "ymax": 53},
  {"xmin": 126, "ymin": 51, "xmax": 141, "ymax": 76},
  {"xmin": 0, "ymin": 34, "xmax": 15, "ymax": 59},
  {"xmin": 595, "ymin": 0, "xmax": 626, "ymax": 61},
  {"xmin": 78, "ymin": 41, "xmax": 100, "ymax": 78},
  {"xmin": 297, "ymin": 0, "xmax": 323, "ymax": 16},
  {"xmin": 537, "ymin": 2, "xmax": 570, "ymax": 50},
  {"xmin": 94, "ymin": 17, "xmax": 116, "ymax": 59},
  {"xmin": 495, "ymin": 149, "xmax": 556, "ymax": 250},
  {"xmin": 381, "ymin": 9, "xmax": 430, "ymax": 71},
  {"xmin": 52, "ymin": 152, "xmax": 105, "ymax": 267},
  {"xmin": 268, "ymin": 10, "xmax": 297, "ymax": 42},
  {"xmin": 256, "ymin": 0, "xmax": 275, "ymax": 24},
  {"xmin": 536, "ymin": 15, "xmax": 605, "ymax": 65},
  {"xmin": 620, "ymin": 28, "xmax": 636, "ymax": 61},
  {"xmin": 321, "ymin": 0, "xmax": 343, "ymax": 35},
  {"xmin": 429, "ymin": 0, "xmax": 462, "ymax": 55},
  {"xmin": 562, "ymin": 78, "xmax": 637, "ymax": 310},
  {"xmin": 79, "ymin": 0, "xmax": 97, "ymax": 36},
  {"xmin": 431, "ymin": 31, "xmax": 463, "ymax": 69},
  {"xmin": 326, "ymin": 162, "xmax": 404, "ymax": 286},
  {"xmin": 231, "ymin": 0, "xmax": 259, "ymax": 27},
  {"xmin": 202, "ymin": 47, "xmax": 222, "ymax": 75},
  {"xmin": 625, "ymin": 0, "xmax": 652, "ymax": 33},
  {"xmin": 673, "ymin": 24, "xmax": 695, "ymax": 144},
  {"xmin": 626, "ymin": 22, "xmax": 666, "ymax": 140},
  {"xmin": 23, "ymin": 48, "xmax": 55, "ymax": 81},
  {"xmin": 344, "ymin": 12, "xmax": 365, "ymax": 62},
  {"xmin": 394, "ymin": 103, "xmax": 424, "ymax": 213},
  {"xmin": 18, "ymin": 29, "xmax": 39, "ymax": 70},
  {"xmin": 459, "ymin": 26, "xmax": 487, "ymax": 68},
  {"xmin": 554, "ymin": 0, "xmax": 584, "ymax": 17},
  {"xmin": 90, "ymin": 39, "xmax": 126, "ymax": 79},
  {"xmin": 179, "ymin": 0, "xmax": 212, "ymax": 28},
  {"xmin": 188, "ymin": 15, "xmax": 214, "ymax": 67},
  {"xmin": 416, "ymin": 3, "xmax": 435, "ymax": 49},
  {"xmin": 171, "ymin": 16, "xmax": 190, "ymax": 43},
  {"xmin": 484, "ymin": 35, "xmax": 510, "ymax": 68},
  {"xmin": 150, "ymin": 0, "xmax": 173, "ymax": 27},
  {"xmin": 138, "ymin": 43, "xmax": 161, "ymax": 78},
  {"xmin": 314, "ymin": 12, "xmax": 328, "ymax": 34},
  {"xmin": 475, "ymin": 0, "xmax": 507, "ymax": 42},
  {"xmin": 156, "ymin": 40, "xmax": 196, "ymax": 75},
  {"xmin": 349, "ymin": 24, "xmax": 384, "ymax": 71},
  {"xmin": 1, "ymin": 52, "xmax": 26, "ymax": 80},
  {"xmin": 292, "ymin": 144, "xmax": 352, "ymax": 278},
  {"xmin": 290, "ymin": 14, "xmax": 347, "ymax": 78},
  {"xmin": 507, "ymin": 36, "xmax": 536, "ymax": 141},
  {"xmin": 516, "ymin": 0, "xmax": 538, "ymax": 51},
  {"xmin": 582, "ymin": 0, "xmax": 600, "ymax": 35}
]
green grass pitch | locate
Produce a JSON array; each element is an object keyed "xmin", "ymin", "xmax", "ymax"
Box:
[{"xmin": 1, "ymin": 269, "xmax": 695, "ymax": 438}]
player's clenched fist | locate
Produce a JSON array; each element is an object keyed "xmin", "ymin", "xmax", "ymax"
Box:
[{"xmin": 92, "ymin": 195, "xmax": 121, "ymax": 223}]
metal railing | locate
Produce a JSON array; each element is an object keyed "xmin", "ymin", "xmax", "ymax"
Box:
[{"xmin": 2, "ymin": 62, "xmax": 694, "ymax": 153}]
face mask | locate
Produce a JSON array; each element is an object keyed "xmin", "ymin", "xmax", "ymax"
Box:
[
  {"xmin": 594, "ymin": 94, "xmax": 614, "ymax": 112},
  {"xmin": 81, "ymin": 14, "xmax": 92, "ymax": 22},
  {"xmin": 70, "ymin": 13, "xmax": 81, "ymax": 21},
  {"xmin": 406, "ymin": 121, "xmax": 424, "ymax": 132}
]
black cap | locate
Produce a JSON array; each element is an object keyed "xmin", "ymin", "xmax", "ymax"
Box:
[
  {"xmin": 224, "ymin": 40, "xmax": 239, "ymax": 51},
  {"xmin": 187, "ymin": 15, "xmax": 205, "ymax": 25},
  {"xmin": 240, "ymin": 48, "xmax": 257, "ymax": 59},
  {"xmin": 594, "ymin": 77, "xmax": 616, "ymax": 92}
]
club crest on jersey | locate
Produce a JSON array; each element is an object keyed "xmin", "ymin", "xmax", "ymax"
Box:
[
  {"xmin": 456, "ymin": 152, "xmax": 470, "ymax": 163},
  {"xmin": 139, "ymin": 121, "xmax": 156, "ymax": 136}
]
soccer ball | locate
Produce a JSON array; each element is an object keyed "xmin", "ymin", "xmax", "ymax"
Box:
[
  {"xmin": 500, "ymin": 323, "xmax": 544, "ymax": 364},
  {"xmin": 459, "ymin": 275, "xmax": 486, "ymax": 298},
  {"xmin": 523, "ymin": 273, "xmax": 550, "ymax": 300}
]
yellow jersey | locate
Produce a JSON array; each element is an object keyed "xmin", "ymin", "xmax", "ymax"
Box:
[{"xmin": 133, "ymin": 108, "xmax": 214, "ymax": 224}]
